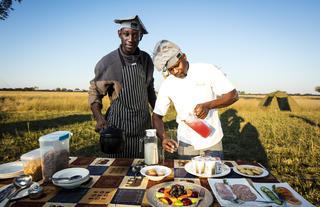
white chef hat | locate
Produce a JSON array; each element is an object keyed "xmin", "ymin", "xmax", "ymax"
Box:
[
  {"xmin": 114, "ymin": 15, "xmax": 148, "ymax": 34},
  {"xmin": 153, "ymin": 40, "xmax": 183, "ymax": 72}
]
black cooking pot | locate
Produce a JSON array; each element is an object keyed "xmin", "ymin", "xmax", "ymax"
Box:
[{"xmin": 100, "ymin": 127, "xmax": 125, "ymax": 154}]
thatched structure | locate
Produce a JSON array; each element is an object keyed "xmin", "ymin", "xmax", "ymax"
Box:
[{"xmin": 259, "ymin": 91, "xmax": 299, "ymax": 111}]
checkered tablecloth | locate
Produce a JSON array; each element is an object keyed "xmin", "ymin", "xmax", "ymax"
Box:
[{"xmin": 0, "ymin": 157, "xmax": 278, "ymax": 207}]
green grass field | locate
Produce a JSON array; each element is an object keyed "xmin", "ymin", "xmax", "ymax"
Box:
[{"xmin": 0, "ymin": 91, "xmax": 319, "ymax": 205}]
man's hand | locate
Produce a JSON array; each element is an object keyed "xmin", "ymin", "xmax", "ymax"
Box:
[
  {"xmin": 193, "ymin": 89, "xmax": 239, "ymax": 119},
  {"xmin": 194, "ymin": 103, "xmax": 209, "ymax": 119},
  {"xmin": 162, "ymin": 138, "xmax": 178, "ymax": 153},
  {"xmin": 153, "ymin": 113, "xmax": 178, "ymax": 153},
  {"xmin": 95, "ymin": 116, "xmax": 107, "ymax": 132}
]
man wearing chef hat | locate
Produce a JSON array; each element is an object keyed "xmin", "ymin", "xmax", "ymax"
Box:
[
  {"xmin": 152, "ymin": 40, "xmax": 239, "ymax": 159},
  {"xmin": 88, "ymin": 15, "xmax": 156, "ymax": 158}
]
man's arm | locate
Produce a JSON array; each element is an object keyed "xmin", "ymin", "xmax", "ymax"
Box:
[
  {"xmin": 148, "ymin": 80, "xmax": 156, "ymax": 110},
  {"xmin": 194, "ymin": 89, "xmax": 239, "ymax": 119},
  {"xmin": 145, "ymin": 55, "xmax": 156, "ymax": 110},
  {"xmin": 91, "ymin": 102, "xmax": 108, "ymax": 132},
  {"xmin": 152, "ymin": 113, "xmax": 178, "ymax": 153},
  {"xmin": 88, "ymin": 80, "xmax": 108, "ymax": 132}
]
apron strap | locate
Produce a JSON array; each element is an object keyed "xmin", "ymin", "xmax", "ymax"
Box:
[{"xmin": 117, "ymin": 48, "xmax": 126, "ymax": 68}]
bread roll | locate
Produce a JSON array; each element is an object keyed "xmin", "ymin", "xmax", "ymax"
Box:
[{"xmin": 146, "ymin": 169, "xmax": 157, "ymax": 176}]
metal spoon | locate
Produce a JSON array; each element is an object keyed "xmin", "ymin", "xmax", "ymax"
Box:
[
  {"xmin": 0, "ymin": 174, "xmax": 32, "ymax": 207},
  {"xmin": 28, "ymin": 182, "xmax": 44, "ymax": 199},
  {"xmin": 51, "ymin": 175, "xmax": 82, "ymax": 182},
  {"xmin": 131, "ymin": 166, "xmax": 139, "ymax": 183}
]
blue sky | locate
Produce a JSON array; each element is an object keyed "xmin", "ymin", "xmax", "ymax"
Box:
[{"xmin": 0, "ymin": 0, "xmax": 319, "ymax": 94}]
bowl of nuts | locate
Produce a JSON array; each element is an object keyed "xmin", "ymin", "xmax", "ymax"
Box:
[{"xmin": 141, "ymin": 165, "xmax": 172, "ymax": 181}]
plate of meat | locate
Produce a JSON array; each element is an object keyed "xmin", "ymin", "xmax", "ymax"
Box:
[{"xmin": 208, "ymin": 178, "xmax": 266, "ymax": 206}]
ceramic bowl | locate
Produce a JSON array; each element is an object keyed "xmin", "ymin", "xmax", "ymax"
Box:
[
  {"xmin": 140, "ymin": 165, "xmax": 171, "ymax": 181},
  {"xmin": 52, "ymin": 168, "xmax": 90, "ymax": 189}
]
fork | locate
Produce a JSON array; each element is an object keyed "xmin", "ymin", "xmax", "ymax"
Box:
[
  {"xmin": 238, "ymin": 200, "xmax": 277, "ymax": 205},
  {"xmin": 0, "ymin": 184, "xmax": 14, "ymax": 203},
  {"xmin": 195, "ymin": 188, "xmax": 205, "ymax": 207},
  {"xmin": 225, "ymin": 197, "xmax": 277, "ymax": 205}
]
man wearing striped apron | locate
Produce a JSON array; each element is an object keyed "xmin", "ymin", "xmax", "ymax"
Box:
[{"xmin": 88, "ymin": 15, "xmax": 156, "ymax": 158}]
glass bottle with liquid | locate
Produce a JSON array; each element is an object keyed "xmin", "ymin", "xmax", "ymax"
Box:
[{"xmin": 144, "ymin": 129, "xmax": 159, "ymax": 165}]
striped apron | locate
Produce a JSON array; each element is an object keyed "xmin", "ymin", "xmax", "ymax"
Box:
[{"xmin": 104, "ymin": 49, "xmax": 151, "ymax": 158}]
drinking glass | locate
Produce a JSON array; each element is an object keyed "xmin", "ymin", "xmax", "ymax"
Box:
[{"xmin": 169, "ymin": 129, "xmax": 179, "ymax": 152}]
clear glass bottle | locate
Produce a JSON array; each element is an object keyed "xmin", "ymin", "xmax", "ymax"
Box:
[{"xmin": 144, "ymin": 129, "xmax": 159, "ymax": 165}]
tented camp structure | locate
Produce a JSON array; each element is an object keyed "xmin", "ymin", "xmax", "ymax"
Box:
[{"xmin": 259, "ymin": 91, "xmax": 299, "ymax": 111}]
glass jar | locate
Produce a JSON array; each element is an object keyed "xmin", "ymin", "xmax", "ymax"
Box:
[{"xmin": 144, "ymin": 129, "xmax": 159, "ymax": 165}]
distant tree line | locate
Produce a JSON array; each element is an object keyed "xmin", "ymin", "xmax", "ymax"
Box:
[
  {"xmin": 1, "ymin": 87, "xmax": 319, "ymax": 95},
  {"xmin": 238, "ymin": 90, "xmax": 318, "ymax": 96},
  {"xmin": 0, "ymin": 87, "xmax": 88, "ymax": 92},
  {"xmin": 0, "ymin": 0, "xmax": 22, "ymax": 20}
]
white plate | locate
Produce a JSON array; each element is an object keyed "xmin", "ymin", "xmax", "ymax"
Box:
[
  {"xmin": 253, "ymin": 182, "xmax": 315, "ymax": 207},
  {"xmin": 146, "ymin": 181, "xmax": 213, "ymax": 207},
  {"xmin": 232, "ymin": 165, "xmax": 269, "ymax": 178},
  {"xmin": 140, "ymin": 165, "xmax": 172, "ymax": 181},
  {"xmin": 208, "ymin": 178, "xmax": 266, "ymax": 207},
  {"xmin": 184, "ymin": 162, "xmax": 231, "ymax": 178},
  {"xmin": 52, "ymin": 168, "xmax": 90, "ymax": 189},
  {"xmin": 0, "ymin": 161, "xmax": 24, "ymax": 179}
]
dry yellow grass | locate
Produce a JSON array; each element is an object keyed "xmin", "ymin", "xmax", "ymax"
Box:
[
  {"xmin": 0, "ymin": 92, "xmax": 319, "ymax": 205},
  {"xmin": 0, "ymin": 91, "xmax": 110, "ymax": 112}
]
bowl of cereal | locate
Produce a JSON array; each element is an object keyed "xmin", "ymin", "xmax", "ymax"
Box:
[{"xmin": 141, "ymin": 165, "xmax": 171, "ymax": 181}]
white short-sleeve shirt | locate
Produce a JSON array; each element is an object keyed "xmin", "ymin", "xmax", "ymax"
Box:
[{"xmin": 153, "ymin": 63, "xmax": 235, "ymax": 150}]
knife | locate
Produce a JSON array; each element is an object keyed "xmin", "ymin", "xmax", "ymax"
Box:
[{"xmin": 0, "ymin": 184, "xmax": 14, "ymax": 202}]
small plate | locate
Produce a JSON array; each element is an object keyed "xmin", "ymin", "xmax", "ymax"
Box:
[
  {"xmin": 0, "ymin": 161, "xmax": 24, "ymax": 179},
  {"xmin": 233, "ymin": 165, "xmax": 269, "ymax": 178},
  {"xmin": 184, "ymin": 162, "xmax": 231, "ymax": 178},
  {"xmin": 146, "ymin": 181, "xmax": 213, "ymax": 207}
]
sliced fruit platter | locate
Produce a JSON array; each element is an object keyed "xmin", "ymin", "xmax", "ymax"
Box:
[
  {"xmin": 156, "ymin": 184, "xmax": 199, "ymax": 206},
  {"xmin": 146, "ymin": 181, "xmax": 213, "ymax": 207}
]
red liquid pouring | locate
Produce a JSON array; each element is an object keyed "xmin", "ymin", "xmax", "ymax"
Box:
[{"xmin": 185, "ymin": 120, "xmax": 211, "ymax": 138}]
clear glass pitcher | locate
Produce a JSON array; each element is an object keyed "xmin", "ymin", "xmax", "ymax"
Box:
[
  {"xmin": 184, "ymin": 113, "xmax": 212, "ymax": 138},
  {"xmin": 143, "ymin": 129, "xmax": 159, "ymax": 165}
]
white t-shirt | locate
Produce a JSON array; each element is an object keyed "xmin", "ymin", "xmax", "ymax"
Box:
[{"xmin": 153, "ymin": 63, "xmax": 235, "ymax": 150}]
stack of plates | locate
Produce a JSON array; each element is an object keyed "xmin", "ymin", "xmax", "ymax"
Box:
[
  {"xmin": 52, "ymin": 168, "xmax": 90, "ymax": 189},
  {"xmin": 0, "ymin": 161, "xmax": 24, "ymax": 179}
]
